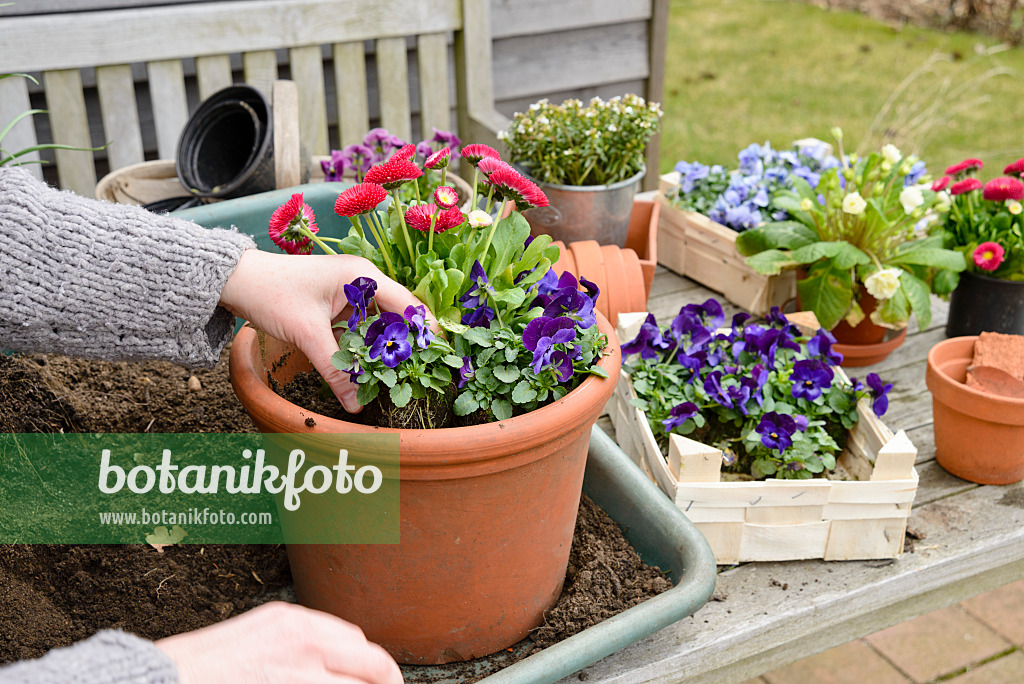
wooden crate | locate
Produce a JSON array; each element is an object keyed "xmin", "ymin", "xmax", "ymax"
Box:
[
  {"xmin": 657, "ymin": 171, "xmax": 796, "ymax": 316},
  {"xmin": 608, "ymin": 312, "xmax": 919, "ymax": 564}
]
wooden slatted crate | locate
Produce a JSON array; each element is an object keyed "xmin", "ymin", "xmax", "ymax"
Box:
[
  {"xmin": 608, "ymin": 312, "xmax": 919, "ymax": 564},
  {"xmin": 657, "ymin": 171, "xmax": 796, "ymax": 316}
]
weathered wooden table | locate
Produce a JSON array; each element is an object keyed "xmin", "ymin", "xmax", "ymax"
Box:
[{"xmin": 581, "ymin": 266, "xmax": 1024, "ymax": 684}]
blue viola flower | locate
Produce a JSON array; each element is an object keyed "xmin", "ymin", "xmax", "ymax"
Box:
[
  {"xmin": 849, "ymin": 376, "xmax": 866, "ymax": 393},
  {"xmin": 368, "ymin": 321, "xmax": 412, "ymax": 368},
  {"xmin": 703, "ymin": 370, "xmax": 733, "ymax": 409},
  {"xmin": 757, "ymin": 412, "xmax": 797, "ymax": 452},
  {"xmin": 866, "ymin": 372, "xmax": 893, "ymax": 416},
  {"xmin": 404, "ymin": 304, "xmax": 433, "ymax": 349},
  {"xmin": 535, "ymin": 269, "xmax": 560, "ymax": 297},
  {"xmin": 726, "ymin": 382, "xmax": 753, "ymax": 415},
  {"xmin": 662, "ymin": 401, "xmax": 700, "ymax": 432},
  {"xmin": 622, "ymin": 314, "xmax": 669, "ymax": 360},
  {"xmin": 765, "ymin": 306, "xmax": 789, "ymax": 328},
  {"xmin": 675, "ymin": 349, "xmax": 707, "ymax": 378},
  {"xmin": 807, "ymin": 328, "xmax": 843, "ymax": 366},
  {"xmin": 456, "ymin": 356, "xmax": 474, "ymax": 389},
  {"xmin": 542, "ymin": 279, "xmax": 596, "ymax": 329},
  {"xmin": 344, "ymin": 360, "xmax": 363, "ymax": 384},
  {"xmin": 461, "ymin": 306, "xmax": 495, "ymax": 328},
  {"xmin": 793, "ymin": 414, "xmax": 809, "ymax": 431},
  {"xmin": 669, "ymin": 310, "xmax": 711, "ymax": 353},
  {"xmin": 790, "ymin": 359, "xmax": 834, "ymax": 401},
  {"xmin": 747, "ymin": 326, "xmax": 800, "ymax": 365},
  {"xmin": 344, "ymin": 277, "xmax": 377, "ymax": 330},
  {"xmin": 523, "ymin": 316, "xmax": 577, "ymax": 381},
  {"xmin": 904, "ymin": 160, "xmax": 927, "ymax": 187},
  {"xmin": 365, "ymin": 311, "xmax": 405, "ymax": 345},
  {"xmin": 460, "ymin": 260, "xmax": 491, "ymax": 308}
]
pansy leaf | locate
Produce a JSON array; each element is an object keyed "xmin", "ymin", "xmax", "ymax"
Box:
[
  {"xmin": 463, "ymin": 327, "xmax": 494, "ymax": 347},
  {"xmin": 491, "ymin": 398, "xmax": 513, "ymax": 421},
  {"xmin": 453, "ymin": 392, "xmax": 479, "ymax": 416},
  {"xmin": 493, "ymin": 365, "xmax": 520, "ymax": 383},
  {"xmin": 390, "ymin": 382, "xmax": 413, "ymax": 408},
  {"xmin": 356, "ymin": 382, "xmax": 380, "ymax": 406},
  {"xmin": 374, "ymin": 367, "xmax": 398, "ymax": 387},
  {"xmin": 512, "ymin": 380, "xmax": 538, "ymax": 404}
]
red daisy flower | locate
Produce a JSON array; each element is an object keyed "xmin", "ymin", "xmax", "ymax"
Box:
[
  {"xmin": 476, "ymin": 157, "xmax": 514, "ymax": 178},
  {"xmin": 393, "ymin": 144, "xmax": 416, "ymax": 160},
  {"xmin": 945, "ymin": 158, "xmax": 984, "ymax": 178},
  {"xmin": 983, "ymin": 177, "xmax": 1024, "ymax": 202},
  {"xmin": 433, "ymin": 185, "xmax": 459, "ymax": 209},
  {"xmin": 950, "ymin": 178, "xmax": 982, "ymax": 195},
  {"xmin": 973, "ymin": 241, "xmax": 1005, "ymax": 271},
  {"xmin": 364, "ymin": 155, "xmax": 423, "ymax": 190},
  {"xmin": 1004, "ymin": 158, "xmax": 1024, "ymax": 177},
  {"xmin": 425, "ymin": 147, "xmax": 451, "ymax": 170},
  {"xmin": 460, "ymin": 143, "xmax": 500, "ymax": 167},
  {"xmin": 404, "ymin": 203, "xmax": 465, "ymax": 233},
  {"xmin": 487, "ymin": 167, "xmax": 549, "ymax": 211},
  {"xmin": 931, "ymin": 176, "xmax": 951, "ymax": 192},
  {"xmin": 268, "ymin": 193, "xmax": 318, "ymax": 255},
  {"xmin": 334, "ymin": 182, "xmax": 387, "ymax": 217}
]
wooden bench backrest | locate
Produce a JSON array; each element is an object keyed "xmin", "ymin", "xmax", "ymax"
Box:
[{"xmin": 0, "ymin": 0, "xmax": 502, "ymax": 196}]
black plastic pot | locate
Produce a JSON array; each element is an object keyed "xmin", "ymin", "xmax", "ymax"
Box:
[
  {"xmin": 946, "ymin": 270, "xmax": 1024, "ymax": 337},
  {"xmin": 143, "ymin": 196, "xmax": 204, "ymax": 214},
  {"xmin": 176, "ymin": 85, "xmax": 275, "ymax": 199}
]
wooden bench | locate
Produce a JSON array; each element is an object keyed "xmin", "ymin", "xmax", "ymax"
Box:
[{"xmin": 0, "ymin": 0, "xmax": 507, "ymax": 197}]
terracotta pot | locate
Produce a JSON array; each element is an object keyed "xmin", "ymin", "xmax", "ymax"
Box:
[
  {"xmin": 229, "ymin": 316, "xmax": 621, "ymax": 664},
  {"xmin": 926, "ymin": 335, "xmax": 1024, "ymax": 484},
  {"xmin": 550, "ymin": 240, "xmax": 648, "ymax": 327},
  {"xmin": 833, "ymin": 327, "xmax": 908, "ymax": 368},
  {"xmin": 793, "ymin": 288, "xmax": 906, "ymax": 367},
  {"xmin": 624, "ymin": 198, "xmax": 659, "ymax": 298},
  {"xmin": 831, "ymin": 293, "xmax": 887, "ymax": 345}
]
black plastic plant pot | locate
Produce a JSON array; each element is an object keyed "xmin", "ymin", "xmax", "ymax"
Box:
[
  {"xmin": 176, "ymin": 84, "xmax": 275, "ymax": 199},
  {"xmin": 142, "ymin": 196, "xmax": 204, "ymax": 214},
  {"xmin": 946, "ymin": 270, "xmax": 1024, "ymax": 337}
]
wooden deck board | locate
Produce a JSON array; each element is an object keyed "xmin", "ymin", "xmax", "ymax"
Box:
[{"xmin": 580, "ymin": 272, "xmax": 1024, "ymax": 683}]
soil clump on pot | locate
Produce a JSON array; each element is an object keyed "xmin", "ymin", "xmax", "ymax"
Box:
[{"xmin": 0, "ymin": 347, "xmax": 671, "ymax": 676}]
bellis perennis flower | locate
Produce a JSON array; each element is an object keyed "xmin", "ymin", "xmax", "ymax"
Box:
[{"xmin": 268, "ymin": 193, "xmax": 318, "ymax": 255}]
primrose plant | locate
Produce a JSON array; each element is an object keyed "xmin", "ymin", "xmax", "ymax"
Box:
[
  {"xmin": 622, "ymin": 299, "xmax": 892, "ymax": 480},
  {"xmin": 267, "ymin": 142, "xmax": 609, "ymax": 428}
]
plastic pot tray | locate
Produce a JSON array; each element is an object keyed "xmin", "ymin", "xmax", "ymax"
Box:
[{"xmin": 405, "ymin": 426, "xmax": 717, "ymax": 684}]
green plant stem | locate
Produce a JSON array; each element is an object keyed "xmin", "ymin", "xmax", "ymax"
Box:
[
  {"xmin": 365, "ymin": 211, "xmax": 398, "ymax": 279},
  {"xmin": 347, "ymin": 216, "xmax": 365, "ymax": 241},
  {"xmin": 427, "ymin": 208, "xmax": 439, "ymax": 255},
  {"xmin": 296, "ymin": 225, "xmax": 337, "ymax": 255},
  {"xmin": 391, "ymin": 189, "xmax": 415, "ymax": 260},
  {"xmin": 470, "ymin": 167, "xmax": 479, "ymax": 210}
]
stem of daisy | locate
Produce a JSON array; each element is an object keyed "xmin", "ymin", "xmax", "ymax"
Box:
[
  {"xmin": 317, "ymin": 236, "xmax": 346, "ymax": 244},
  {"xmin": 471, "ymin": 167, "xmax": 479, "ymax": 210},
  {"xmin": 347, "ymin": 216, "xmax": 365, "ymax": 241},
  {"xmin": 484, "ymin": 185, "xmax": 496, "ymax": 215},
  {"xmin": 365, "ymin": 211, "xmax": 398, "ymax": 279},
  {"xmin": 296, "ymin": 225, "xmax": 337, "ymax": 255},
  {"xmin": 440, "ymin": 167, "xmax": 447, "ymax": 190},
  {"xmin": 391, "ymin": 190, "xmax": 416, "ymax": 261},
  {"xmin": 427, "ymin": 207, "xmax": 439, "ymax": 255},
  {"xmin": 478, "ymin": 210, "xmax": 501, "ymax": 272}
]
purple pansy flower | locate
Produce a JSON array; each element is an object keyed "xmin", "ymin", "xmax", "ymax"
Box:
[
  {"xmin": 321, "ymin": 149, "xmax": 347, "ymax": 182},
  {"xmin": 344, "ymin": 360, "xmax": 363, "ymax": 384},
  {"xmin": 790, "ymin": 359, "xmax": 834, "ymax": 401},
  {"xmin": 456, "ymin": 356, "xmax": 474, "ymax": 388},
  {"xmin": 866, "ymin": 372, "xmax": 893, "ymax": 416},
  {"xmin": 368, "ymin": 321, "xmax": 412, "ymax": 368},
  {"xmin": 460, "ymin": 260, "xmax": 491, "ymax": 308},
  {"xmin": 461, "ymin": 306, "xmax": 495, "ymax": 328},
  {"xmin": 757, "ymin": 412, "xmax": 797, "ymax": 452},
  {"xmin": 807, "ymin": 328, "xmax": 843, "ymax": 366},
  {"xmin": 365, "ymin": 311, "xmax": 405, "ymax": 345},
  {"xmin": 430, "ymin": 127, "xmax": 462, "ymax": 154},
  {"xmin": 415, "ymin": 140, "xmax": 435, "ymax": 160},
  {"xmin": 523, "ymin": 316, "xmax": 577, "ymax": 381},
  {"xmin": 662, "ymin": 402, "xmax": 700, "ymax": 432},
  {"xmin": 340, "ymin": 143, "xmax": 375, "ymax": 179},
  {"xmin": 622, "ymin": 313, "xmax": 670, "ymax": 360},
  {"xmin": 404, "ymin": 304, "xmax": 433, "ymax": 349},
  {"xmin": 344, "ymin": 277, "xmax": 377, "ymax": 330},
  {"xmin": 704, "ymin": 370, "xmax": 733, "ymax": 409}
]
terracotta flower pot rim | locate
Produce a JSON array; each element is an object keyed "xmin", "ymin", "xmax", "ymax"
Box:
[
  {"xmin": 833, "ymin": 326, "xmax": 907, "ymax": 357},
  {"xmin": 926, "ymin": 335, "xmax": 1024, "ymax": 422},
  {"xmin": 229, "ymin": 314, "xmax": 622, "ymax": 470}
]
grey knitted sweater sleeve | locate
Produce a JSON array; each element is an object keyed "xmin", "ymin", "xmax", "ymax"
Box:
[
  {"xmin": 0, "ymin": 630, "xmax": 178, "ymax": 684},
  {"xmin": 0, "ymin": 167, "xmax": 256, "ymax": 367}
]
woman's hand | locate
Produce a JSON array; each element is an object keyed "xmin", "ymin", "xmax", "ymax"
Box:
[
  {"xmin": 156, "ymin": 601, "xmax": 403, "ymax": 684},
  {"xmin": 219, "ymin": 250, "xmax": 434, "ymax": 412}
]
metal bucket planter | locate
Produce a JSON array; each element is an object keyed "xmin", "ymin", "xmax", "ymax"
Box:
[{"xmin": 522, "ymin": 168, "xmax": 645, "ymax": 248}]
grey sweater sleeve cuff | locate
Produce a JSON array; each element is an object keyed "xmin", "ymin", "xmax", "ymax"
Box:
[
  {"xmin": 0, "ymin": 630, "xmax": 179, "ymax": 684},
  {"xmin": 0, "ymin": 167, "xmax": 257, "ymax": 368}
]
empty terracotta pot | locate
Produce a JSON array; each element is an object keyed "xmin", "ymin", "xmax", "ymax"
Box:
[
  {"xmin": 229, "ymin": 316, "xmax": 621, "ymax": 664},
  {"xmin": 926, "ymin": 335, "xmax": 1024, "ymax": 484},
  {"xmin": 551, "ymin": 240, "xmax": 648, "ymax": 327}
]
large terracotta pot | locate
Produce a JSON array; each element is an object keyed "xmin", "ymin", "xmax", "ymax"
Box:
[
  {"xmin": 831, "ymin": 293, "xmax": 887, "ymax": 345},
  {"xmin": 796, "ymin": 288, "xmax": 906, "ymax": 367},
  {"xmin": 926, "ymin": 335, "xmax": 1024, "ymax": 484},
  {"xmin": 229, "ymin": 316, "xmax": 621, "ymax": 664}
]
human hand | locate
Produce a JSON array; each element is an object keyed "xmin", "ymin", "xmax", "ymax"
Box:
[
  {"xmin": 155, "ymin": 601, "xmax": 403, "ymax": 684},
  {"xmin": 218, "ymin": 250, "xmax": 436, "ymax": 413}
]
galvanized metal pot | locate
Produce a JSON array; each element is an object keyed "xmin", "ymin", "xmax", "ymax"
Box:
[{"xmin": 522, "ymin": 168, "xmax": 645, "ymax": 247}]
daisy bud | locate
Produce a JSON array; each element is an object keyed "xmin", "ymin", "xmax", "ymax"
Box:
[
  {"xmin": 425, "ymin": 147, "xmax": 451, "ymax": 170},
  {"xmin": 468, "ymin": 209, "xmax": 493, "ymax": 228}
]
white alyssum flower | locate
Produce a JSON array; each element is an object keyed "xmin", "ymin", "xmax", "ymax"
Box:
[
  {"xmin": 881, "ymin": 144, "xmax": 902, "ymax": 165},
  {"xmin": 842, "ymin": 191, "xmax": 867, "ymax": 215},
  {"xmin": 899, "ymin": 186, "xmax": 925, "ymax": 214},
  {"xmin": 468, "ymin": 210, "xmax": 493, "ymax": 228},
  {"xmin": 864, "ymin": 268, "xmax": 902, "ymax": 300}
]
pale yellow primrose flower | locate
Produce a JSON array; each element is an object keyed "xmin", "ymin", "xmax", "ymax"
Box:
[
  {"xmin": 800, "ymin": 198, "xmax": 814, "ymax": 212},
  {"xmin": 864, "ymin": 268, "xmax": 902, "ymax": 300},
  {"xmin": 842, "ymin": 191, "xmax": 867, "ymax": 215},
  {"xmin": 899, "ymin": 186, "xmax": 925, "ymax": 214},
  {"xmin": 1009, "ymin": 200, "xmax": 1023, "ymax": 216},
  {"xmin": 881, "ymin": 144, "xmax": 902, "ymax": 165},
  {"xmin": 468, "ymin": 209, "xmax": 493, "ymax": 228}
]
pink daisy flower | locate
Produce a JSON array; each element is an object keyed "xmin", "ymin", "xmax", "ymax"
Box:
[
  {"xmin": 945, "ymin": 158, "xmax": 984, "ymax": 178},
  {"xmin": 476, "ymin": 157, "xmax": 515, "ymax": 178},
  {"xmin": 460, "ymin": 143, "xmax": 501, "ymax": 167},
  {"xmin": 950, "ymin": 178, "xmax": 982, "ymax": 195},
  {"xmin": 433, "ymin": 185, "xmax": 459, "ymax": 209},
  {"xmin": 268, "ymin": 193, "xmax": 317, "ymax": 255},
  {"xmin": 973, "ymin": 241, "xmax": 1005, "ymax": 271},
  {"xmin": 931, "ymin": 176, "xmax": 950, "ymax": 192},
  {"xmin": 364, "ymin": 155, "xmax": 423, "ymax": 190},
  {"xmin": 1003, "ymin": 158, "xmax": 1024, "ymax": 177},
  {"xmin": 404, "ymin": 204, "xmax": 465, "ymax": 233},
  {"xmin": 425, "ymin": 147, "xmax": 451, "ymax": 170},
  {"xmin": 983, "ymin": 177, "xmax": 1024, "ymax": 202},
  {"xmin": 487, "ymin": 167, "xmax": 549, "ymax": 211},
  {"xmin": 334, "ymin": 182, "xmax": 387, "ymax": 217},
  {"xmin": 393, "ymin": 144, "xmax": 416, "ymax": 160}
]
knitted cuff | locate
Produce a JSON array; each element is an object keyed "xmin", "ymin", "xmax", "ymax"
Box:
[
  {"xmin": 0, "ymin": 630, "xmax": 179, "ymax": 684},
  {"xmin": 0, "ymin": 167, "xmax": 256, "ymax": 367}
]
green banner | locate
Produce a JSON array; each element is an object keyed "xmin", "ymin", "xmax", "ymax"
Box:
[{"xmin": 0, "ymin": 432, "xmax": 400, "ymax": 544}]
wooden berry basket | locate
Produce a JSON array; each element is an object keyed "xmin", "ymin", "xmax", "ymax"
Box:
[
  {"xmin": 607, "ymin": 312, "xmax": 919, "ymax": 564},
  {"xmin": 657, "ymin": 171, "xmax": 796, "ymax": 316}
]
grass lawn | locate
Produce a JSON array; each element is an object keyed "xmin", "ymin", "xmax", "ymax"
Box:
[{"xmin": 660, "ymin": 0, "xmax": 1024, "ymax": 176}]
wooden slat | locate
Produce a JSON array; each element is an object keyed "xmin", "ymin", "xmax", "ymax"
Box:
[
  {"xmin": 332, "ymin": 41, "xmax": 370, "ymax": 147},
  {"xmin": 146, "ymin": 59, "xmax": 189, "ymax": 160},
  {"xmin": 242, "ymin": 50, "xmax": 278, "ymax": 98},
  {"xmin": 416, "ymin": 32, "xmax": 451, "ymax": 139},
  {"xmin": 272, "ymin": 79, "xmax": 301, "ymax": 189},
  {"xmin": 643, "ymin": 0, "xmax": 669, "ymax": 191},
  {"xmin": 375, "ymin": 37, "xmax": 411, "ymax": 142},
  {"xmin": 196, "ymin": 54, "xmax": 234, "ymax": 101},
  {"xmin": 0, "ymin": 74, "xmax": 43, "ymax": 179},
  {"xmin": 289, "ymin": 45, "xmax": 329, "ymax": 156},
  {"xmin": 43, "ymin": 69, "xmax": 96, "ymax": 195},
  {"xmin": 0, "ymin": 0, "xmax": 462, "ymax": 72},
  {"xmin": 490, "ymin": 0, "xmax": 652, "ymax": 39},
  {"xmin": 95, "ymin": 64, "xmax": 145, "ymax": 172}
]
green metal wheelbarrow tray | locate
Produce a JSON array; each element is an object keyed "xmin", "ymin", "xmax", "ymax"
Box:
[{"xmin": 175, "ymin": 187, "xmax": 718, "ymax": 683}]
